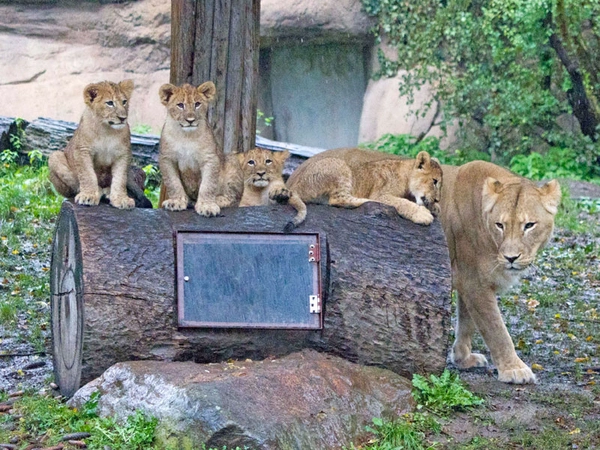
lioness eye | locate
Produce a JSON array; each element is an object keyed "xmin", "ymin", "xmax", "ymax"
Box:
[
  {"xmin": 248, "ymin": 160, "xmax": 255, "ymax": 166},
  {"xmin": 106, "ymin": 101, "xmax": 114, "ymax": 107},
  {"xmin": 495, "ymin": 222, "xmax": 504, "ymax": 230},
  {"xmin": 524, "ymin": 222, "xmax": 536, "ymax": 230},
  {"xmin": 433, "ymin": 178, "xmax": 438, "ymax": 186},
  {"xmin": 122, "ymin": 99, "xmax": 127, "ymax": 105},
  {"xmin": 195, "ymin": 102, "xmax": 201, "ymax": 109},
  {"xmin": 177, "ymin": 103, "xmax": 184, "ymax": 109},
  {"xmin": 265, "ymin": 159, "xmax": 273, "ymax": 165}
]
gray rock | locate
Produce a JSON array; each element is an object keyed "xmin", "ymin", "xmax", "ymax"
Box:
[{"xmin": 70, "ymin": 350, "xmax": 414, "ymax": 449}]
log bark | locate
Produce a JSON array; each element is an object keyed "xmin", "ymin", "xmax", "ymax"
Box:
[
  {"xmin": 51, "ymin": 200, "xmax": 451, "ymax": 397},
  {"xmin": 170, "ymin": 0, "xmax": 260, "ymax": 154}
]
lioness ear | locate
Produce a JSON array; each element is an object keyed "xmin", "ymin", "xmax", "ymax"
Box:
[
  {"xmin": 198, "ymin": 81, "xmax": 217, "ymax": 102},
  {"xmin": 539, "ymin": 179, "xmax": 561, "ymax": 215},
  {"xmin": 118, "ymin": 79, "xmax": 135, "ymax": 99},
  {"xmin": 415, "ymin": 151, "xmax": 431, "ymax": 170},
  {"xmin": 159, "ymin": 84, "xmax": 176, "ymax": 106},
  {"xmin": 482, "ymin": 177, "xmax": 502, "ymax": 213},
  {"xmin": 83, "ymin": 83, "xmax": 101, "ymax": 106},
  {"xmin": 275, "ymin": 150, "xmax": 290, "ymax": 163}
]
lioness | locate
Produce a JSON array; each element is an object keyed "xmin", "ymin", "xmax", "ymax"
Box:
[
  {"xmin": 48, "ymin": 80, "xmax": 151, "ymax": 209},
  {"xmin": 237, "ymin": 148, "xmax": 307, "ymax": 232},
  {"xmin": 158, "ymin": 82, "xmax": 242, "ymax": 216},
  {"xmin": 287, "ymin": 147, "xmax": 442, "ymax": 225},
  {"xmin": 440, "ymin": 161, "xmax": 561, "ymax": 383}
]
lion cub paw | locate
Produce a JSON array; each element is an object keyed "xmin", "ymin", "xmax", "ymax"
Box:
[
  {"xmin": 269, "ymin": 187, "xmax": 291, "ymax": 204},
  {"xmin": 498, "ymin": 366, "xmax": 537, "ymax": 384},
  {"xmin": 162, "ymin": 198, "xmax": 188, "ymax": 211},
  {"xmin": 110, "ymin": 196, "xmax": 135, "ymax": 210},
  {"xmin": 411, "ymin": 205, "xmax": 434, "ymax": 226},
  {"xmin": 195, "ymin": 200, "xmax": 220, "ymax": 217},
  {"xmin": 215, "ymin": 195, "xmax": 235, "ymax": 208},
  {"xmin": 75, "ymin": 191, "xmax": 101, "ymax": 206}
]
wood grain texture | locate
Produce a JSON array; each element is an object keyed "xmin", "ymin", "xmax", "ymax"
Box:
[{"xmin": 50, "ymin": 200, "xmax": 451, "ymax": 391}]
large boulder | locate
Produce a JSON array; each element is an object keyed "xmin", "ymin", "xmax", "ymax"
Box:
[{"xmin": 69, "ymin": 350, "xmax": 414, "ymax": 449}]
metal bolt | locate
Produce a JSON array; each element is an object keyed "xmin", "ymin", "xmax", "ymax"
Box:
[
  {"xmin": 184, "ymin": 276, "xmax": 190, "ymax": 282},
  {"xmin": 309, "ymin": 257, "xmax": 315, "ymax": 262}
]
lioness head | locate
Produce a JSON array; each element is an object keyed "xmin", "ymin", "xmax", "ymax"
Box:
[
  {"xmin": 159, "ymin": 82, "xmax": 216, "ymax": 131},
  {"xmin": 482, "ymin": 177, "xmax": 561, "ymax": 274},
  {"xmin": 237, "ymin": 148, "xmax": 289, "ymax": 188},
  {"xmin": 84, "ymin": 80, "xmax": 134, "ymax": 129},
  {"xmin": 409, "ymin": 151, "xmax": 443, "ymax": 211}
]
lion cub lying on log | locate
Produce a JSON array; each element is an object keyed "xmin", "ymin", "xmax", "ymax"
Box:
[
  {"xmin": 237, "ymin": 148, "xmax": 307, "ymax": 232},
  {"xmin": 287, "ymin": 147, "xmax": 442, "ymax": 225},
  {"xmin": 440, "ymin": 161, "xmax": 561, "ymax": 384},
  {"xmin": 158, "ymin": 82, "xmax": 242, "ymax": 216},
  {"xmin": 48, "ymin": 80, "xmax": 151, "ymax": 209}
]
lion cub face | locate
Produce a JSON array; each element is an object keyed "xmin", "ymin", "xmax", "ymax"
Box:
[
  {"xmin": 409, "ymin": 151, "xmax": 443, "ymax": 211},
  {"xmin": 237, "ymin": 149, "xmax": 289, "ymax": 188},
  {"xmin": 84, "ymin": 80, "xmax": 134, "ymax": 130},
  {"xmin": 482, "ymin": 178, "xmax": 561, "ymax": 274},
  {"xmin": 159, "ymin": 82, "xmax": 216, "ymax": 131}
]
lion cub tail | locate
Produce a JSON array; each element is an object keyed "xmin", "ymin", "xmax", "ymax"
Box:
[{"xmin": 283, "ymin": 192, "xmax": 307, "ymax": 233}]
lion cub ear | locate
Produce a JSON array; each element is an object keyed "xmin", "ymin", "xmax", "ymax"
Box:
[
  {"xmin": 198, "ymin": 81, "xmax": 217, "ymax": 102},
  {"xmin": 159, "ymin": 84, "xmax": 177, "ymax": 106},
  {"xmin": 83, "ymin": 83, "xmax": 101, "ymax": 106},
  {"xmin": 118, "ymin": 79, "xmax": 135, "ymax": 99},
  {"xmin": 274, "ymin": 150, "xmax": 290, "ymax": 164},
  {"xmin": 236, "ymin": 151, "xmax": 248, "ymax": 167},
  {"xmin": 539, "ymin": 179, "xmax": 561, "ymax": 215},
  {"xmin": 482, "ymin": 177, "xmax": 502, "ymax": 213},
  {"xmin": 415, "ymin": 151, "xmax": 432, "ymax": 170}
]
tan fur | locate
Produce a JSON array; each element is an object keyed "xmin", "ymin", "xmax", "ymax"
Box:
[
  {"xmin": 157, "ymin": 82, "xmax": 242, "ymax": 216},
  {"xmin": 48, "ymin": 80, "xmax": 137, "ymax": 209},
  {"xmin": 440, "ymin": 161, "xmax": 561, "ymax": 384},
  {"xmin": 287, "ymin": 147, "xmax": 442, "ymax": 225},
  {"xmin": 237, "ymin": 148, "xmax": 307, "ymax": 232}
]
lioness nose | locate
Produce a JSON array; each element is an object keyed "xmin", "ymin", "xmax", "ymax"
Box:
[
  {"xmin": 504, "ymin": 254, "xmax": 520, "ymax": 263},
  {"xmin": 257, "ymin": 171, "xmax": 266, "ymax": 177}
]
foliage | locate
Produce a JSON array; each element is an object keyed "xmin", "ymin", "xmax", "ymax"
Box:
[
  {"xmin": 1, "ymin": 392, "xmax": 159, "ymax": 449},
  {"xmin": 131, "ymin": 124, "xmax": 154, "ymax": 135},
  {"xmin": 142, "ymin": 163, "xmax": 162, "ymax": 207},
  {"xmin": 361, "ymin": 0, "xmax": 600, "ymax": 165},
  {"xmin": 509, "ymin": 147, "xmax": 598, "ymax": 180},
  {"xmin": 412, "ymin": 370, "xmax": 484, "ymax": 416},
  {"xmin": 256, "ymin": 109, "xmax": 274, "ymax": 135}
]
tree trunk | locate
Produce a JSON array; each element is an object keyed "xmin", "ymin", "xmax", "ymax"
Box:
[
  {"xmin": 170, "ymin": 0, "xmax": 260, "ymax": 154},
  {"xmin": 50, "ymin": 201, "xmax": 451, "ymax": 397}
]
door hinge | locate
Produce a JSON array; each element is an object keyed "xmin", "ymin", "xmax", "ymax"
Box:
[
  {"xmin": 309, "ymin": 295, "xmax": 321, "ymax": 314},
  {"xmin": 308, "ymin": 243, "xmax": 320, "ymax": 263}
]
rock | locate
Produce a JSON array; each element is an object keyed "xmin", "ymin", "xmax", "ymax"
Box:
[{"xmin": 69, "ymin": 350, "xmax": 414, "ymax": 449}]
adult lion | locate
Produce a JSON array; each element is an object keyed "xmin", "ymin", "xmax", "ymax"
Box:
[{"xmin": 440, "ymin": 161, "xmax": 561, "ymax": 384}]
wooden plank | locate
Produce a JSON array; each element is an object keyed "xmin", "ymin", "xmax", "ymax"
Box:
[
  {"xmin": 170, "ymin": 0, "xmax": 197, "ymax": 85},
  {"xmin": 241, "ymin": 0, "xmax": 260, "ymax": 151}
]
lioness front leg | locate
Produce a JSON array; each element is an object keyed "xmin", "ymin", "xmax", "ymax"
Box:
[
  {"xmin": 108, "ymin": 156, "xmax": 135, "ymax": 209},
  {"xmin": 459, "ymin": 278, "xmax": 536, "ymax": 384},
  {"xmin": 371, "ymin": 194, "xmax": 433, "ymax": 225},
  {"xmin": 450, "ymin": 293, "xmax": 488, "ymax": 369},
  {"xmin": 73, "ymin": 149, "xmax": 101, "ymax": 206},
  {"xmin": 160, "ymin": 158, "xmax": 189, "ymax": 211},
  {"xmin": 195, "ymin": 160, "xmax": 220, "ymax": 217}
]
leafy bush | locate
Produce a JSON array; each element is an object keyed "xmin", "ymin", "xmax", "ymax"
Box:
[
  {"xmin": 412, "ymin": 370, "xmax": 484, "ymax": 416},
  {"xmin": 509, "ymin": 147, "xmax": 598, "ymax": 181}
]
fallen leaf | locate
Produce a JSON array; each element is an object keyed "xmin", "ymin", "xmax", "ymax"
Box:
[
  {"xmin": 574, "ymin": 357, "xmax": 589, "ymax": 363},
  {"xmin": 531, "ymin": 363, "xmax": 544, "ymax": 371},
  {"xmin": 569, "ymin": 428, "xmax": 581, "ymax": 435}
]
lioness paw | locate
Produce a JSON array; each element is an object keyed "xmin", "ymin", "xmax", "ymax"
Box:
[
  {"xmin": 498, "ymin": 366, "xmax": 537, "ymax": 384},
  {"xmin": 110, "ymin": 196, "xmax": 135, "ymax": 210},
  {"xmin": 162, "ymin": 198, "xmax": 188, "ymax": 211},
  {"xmin": 195, "ymin": 201, "xmax": 220, "ymax": 217},
  {"xmin": 450, "ymin": 349, "xmax": 488, "ymax": 369},
  {"xmin": 269, "ymin": 187, "xmax": 291, "ymax": 204},
  {"xmin": 75, "ymin": 191, "xmax": 101, "ymax": 206},
  {"xmin": 411, "ymin": 205, "xmax": 434, "ymax": 225}
]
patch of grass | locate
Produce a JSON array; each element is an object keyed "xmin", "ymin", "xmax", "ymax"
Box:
[
  {"xmin": 412, "ymin": 370, "xmax": 484, "ymax": 416},
  {"xmin": 131, "ymin": 124, "xmax": 154, "ymax": 135},
  {"xmin": 0, "ymin": 392, "xmax": 159, "ymax": 450}
]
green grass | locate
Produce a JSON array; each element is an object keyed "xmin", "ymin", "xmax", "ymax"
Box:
[{"xmin": 412, "ymin": 370, "xmax": 484, "ymax": 416}]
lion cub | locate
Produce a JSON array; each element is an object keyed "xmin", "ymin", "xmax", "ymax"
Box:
[
  {"xmin": 158, "ymin": 82, "xmax": 242, "ymax": 216},
  {"xmin": 237, "ymin": 148, "xmax": 307, "ymax": 232},
  {"xmin": 48, "ymin": 80, "xmax": 150, "ymax": 209},
  {"xmin": 287, "ymin": 147, "xmax": 442, "ymax": 225}
]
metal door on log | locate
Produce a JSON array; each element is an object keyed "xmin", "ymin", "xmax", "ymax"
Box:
[{"xmin": 176, "ymin": 231, "xmax": 322, "ymax": 329}]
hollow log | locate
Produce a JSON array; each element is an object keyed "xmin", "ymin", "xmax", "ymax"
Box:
[{"xmin": 50, "ymin": 200, "xmax": 451, "ymax": 397}]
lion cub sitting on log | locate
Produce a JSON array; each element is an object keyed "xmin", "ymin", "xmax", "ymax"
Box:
[
  {"xmin": 237, "ymin": 148, "xmax": 307, "ymax": 232},
  {"xmin": 287, "ymin": 147, "xmax": 442, "ymax": 225},
  {"xmin": 158, "ymin": 82, "xmax": 242, "ymax": 216},
  {"xmin": 48, "ymin": 80, "xmax": 151, "ymax": 209}
]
